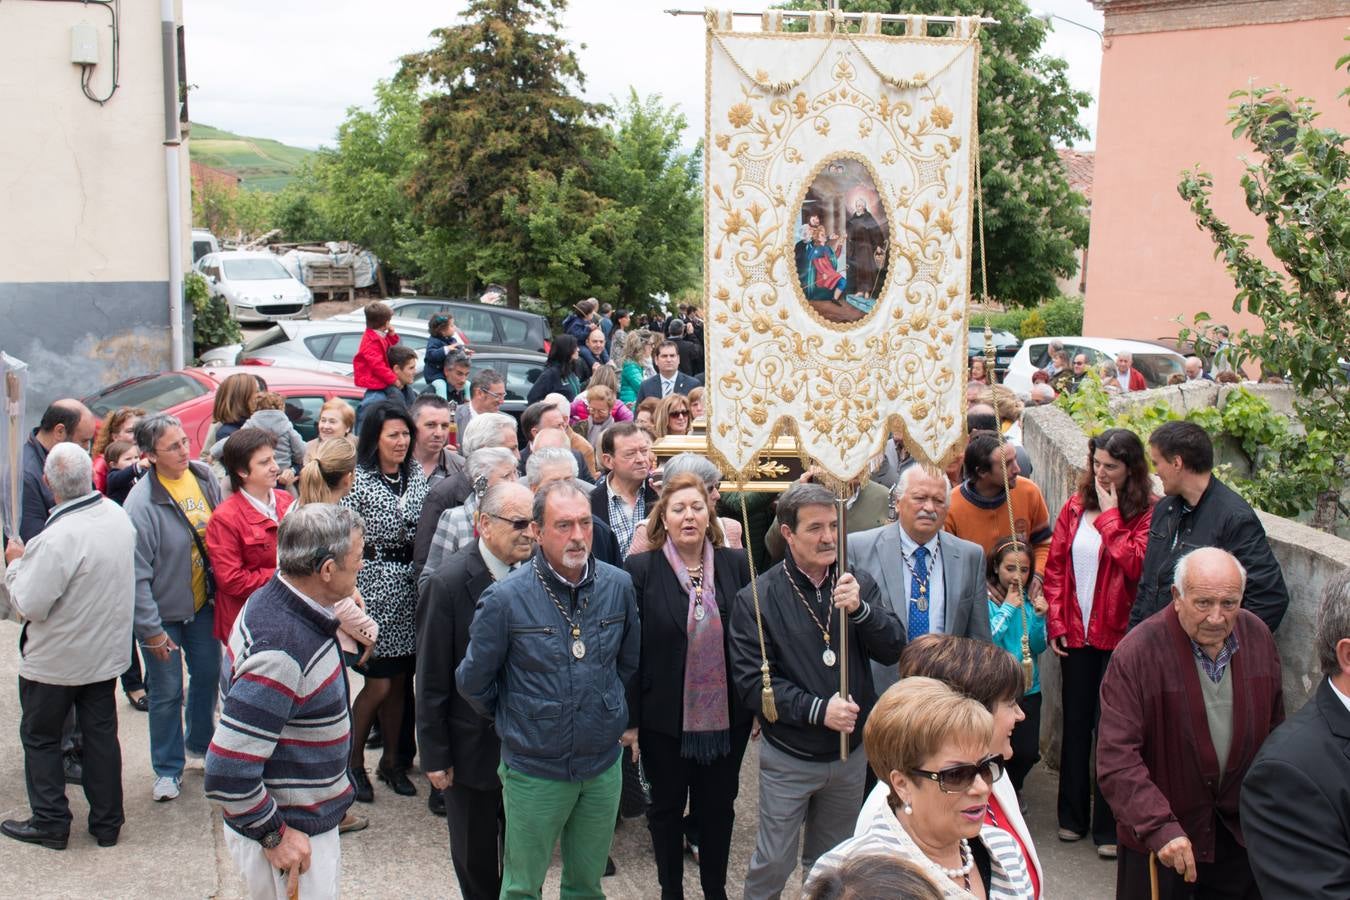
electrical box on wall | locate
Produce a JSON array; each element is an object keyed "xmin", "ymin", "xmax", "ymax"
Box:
[{"xmin": 70, "ymin": 23, "xmax": 99, "ymax": 65}]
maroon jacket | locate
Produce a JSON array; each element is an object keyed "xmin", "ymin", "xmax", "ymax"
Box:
[
  {"xmin": 204, "ymin": 489, "xmax": 293, "ymax": 641},
  {"xmin": 1043, "ymin": 495, "xmax": 1154, "ymax": 650},
  {"xmin": 1097, "ymin": 605, "xmax": 1283, "ymax": 859}
]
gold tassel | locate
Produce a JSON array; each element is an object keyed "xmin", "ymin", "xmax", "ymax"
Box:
[{"xmin": 760, "ymin": 662, "xmax": 778, "ymax": 723}]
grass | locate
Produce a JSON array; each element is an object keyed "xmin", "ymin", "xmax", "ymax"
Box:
[{"xmin": 188, "ymin": 122, "xmax": 314, "ymax": 191}]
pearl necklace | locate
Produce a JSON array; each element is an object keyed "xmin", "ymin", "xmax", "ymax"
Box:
[{"xmin": 936, "ymin": 838, "xmax": 974, "ymax": 880}]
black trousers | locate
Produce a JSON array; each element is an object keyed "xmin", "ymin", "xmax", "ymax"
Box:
[
  {"xmin": 643, "ymin": 723, "xmax": 751, "ymax": 900},
  {"xmin": 397, "ymin": 674, "xmax": 417, "ymax": 770},
  {"xmin": 1006, "ymin": 690, "xmax": 1042, "ymax": 793},
  {"xmin": 119, "ymin": 638, "xmax": 144, "ymax": 695},
  {"xmin": 18, "ymin": 677, "xmax": 123, "ymax": 837},
  {"xmin": 1116, "ymin": 821, "xmax": 1258, "ymax": 900},
  {"xmin": 1059, "ymin": 646, "xmax": 1117, "ymax": 844},
  {"xmin": 444, "ymin": 780, "xmax": 504, "ymax": 900}
]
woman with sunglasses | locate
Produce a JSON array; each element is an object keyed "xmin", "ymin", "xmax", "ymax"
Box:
[
  {"xmin": 654, "ymin": 394, "xmax": 692, "ymax": 438},
  {"xmin": 808, "ymin": 676, "xmax": 1033, "ymax": 898},
  {"xmin": 624, "ymin": 473, "xmax": 753, "ymax": 900},
  {"xmin": 852, "ymin": 634, "xmax": 1043, "ymax": 897}
]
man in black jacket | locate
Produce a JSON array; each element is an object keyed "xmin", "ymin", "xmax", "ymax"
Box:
[
  {"xmin": 1241, "ymin": 570, "xmax": 1350, "ymax": 898},
  {"xmin": 416, "ymin": 481, "xmax": 537, "ymax": 899},
  {"xmin": 1130, "ymin": 421, "xmax": 1288, "ymax": 632},
  {"xmin": 728, "ymin": 483, "xmax": 904, "ymax": 899}
]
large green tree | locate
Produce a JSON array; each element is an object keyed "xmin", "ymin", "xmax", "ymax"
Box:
[
  {"xmin": 782, "ymin": 0, "xmax": 1092, "ymax": 305},
  {"xmin": 400, "ymin": 0, "xmax": 604, "ymax": 308}
]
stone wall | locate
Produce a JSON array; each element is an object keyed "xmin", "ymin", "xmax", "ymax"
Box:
[{"xmin": 1021, "ymin": 392, "xmax": 1350, "ymax": 764}]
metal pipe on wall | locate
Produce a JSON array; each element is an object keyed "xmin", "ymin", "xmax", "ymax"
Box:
[{"xmin": 161, "ymin": 0, "xmax": 184, "ymax": 369}]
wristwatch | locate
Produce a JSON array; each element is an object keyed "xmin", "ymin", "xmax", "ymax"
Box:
[{"xmin": 260, "ymin": 827, "xmax": 285, "ymax": 849}]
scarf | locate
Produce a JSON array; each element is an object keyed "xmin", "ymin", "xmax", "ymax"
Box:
[{"xmin": 663, "ymin": 537, "xmax": 731, "ymax": 762}]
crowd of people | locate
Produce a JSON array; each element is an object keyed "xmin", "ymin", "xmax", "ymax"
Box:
[{"xmin": 0, "ymin": 302, "xmax": 1346, "ymax": 900}]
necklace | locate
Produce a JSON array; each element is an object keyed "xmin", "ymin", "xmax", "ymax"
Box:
[
  {"xmin": 935, "ymin": 838, "xmax": 974, "ymax": 883},
  {"xmin": 533, "ymin": 559, "xmax": 588, "ymax": 659},
  {"xmin": 901, "ymin": 543, "xmax": 938, "ymax": 612},
  {"xmin": 688, "ymin": 566, "xmax": 707, "ymax": 620},
  {"xmin": 784, "ymin": 558, "xmax": 837, "ymax": 667}
]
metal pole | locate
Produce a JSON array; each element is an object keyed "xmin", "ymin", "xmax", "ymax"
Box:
[
  {"xmin": 664, "ymin": 8, "xmax": 1001, "ymax": 25},
  {"xmin": 835, "ymin": 496, "xmax": 849, "ymax": 761}
]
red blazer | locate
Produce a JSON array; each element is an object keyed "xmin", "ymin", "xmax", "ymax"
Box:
[
  {"xmin": 352, "ymin": 328, "xmax": 399, "ymax": 391},
  {"xmin": 1043, "ymin": 495, "xmax": 1153, "ymax": 650},
  {"xmin": 205, "ymin": 489, "xmax": 293, "ymax": 641},
  {"xmin": 1097, "ymin": 606, "xmax": 1283, "ymax": 860}
]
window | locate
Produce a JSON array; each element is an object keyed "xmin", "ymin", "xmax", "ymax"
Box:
[
  {"xmin": 503, "ymin": 361, "xmax": 545, "ymax": 401},
  {"xmin": 1132, "ymin": 354, "xmax": 1185, "ymax": 388},
  {"xmin": 87, "ymin": 374, "xmax": 208, "ymax": 417},
  {"xmin": 304, "ymin": 335, "xmax": 335, "ymax": 359},
  {"xmin": 455, "ymin": 307, "xmax": 496, "ymax": 344},
  {"xmin": 244, "ymin": 326, "xmax": 290, "ymax": 353},
  {"xmin": 1027, "ymin": 341, "xmax": 1051, "ymax": 368},
  {"xmin": 282, "ymin": 394, "xmax": 345, "ymax": 442},
  {"xmin": 326, "ymin": 333, "xmax": 364, "ymax": 364},
  {"xmin": 397, "ymin": 302, "xmax": 447, "ymax": 321},
  {"xmin": 497, "ymin": 315, "xmax": 531, "ymax": 346}
]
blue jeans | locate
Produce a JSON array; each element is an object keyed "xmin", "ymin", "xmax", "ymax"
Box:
[{"xmin": 142, "ymin": 611, "xmax": 220, "ymax": 779}]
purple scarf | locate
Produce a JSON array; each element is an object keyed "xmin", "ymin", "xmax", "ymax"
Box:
[{"xmin": 663, "ymin": 537, "xmax": 731, "ymax": 762}]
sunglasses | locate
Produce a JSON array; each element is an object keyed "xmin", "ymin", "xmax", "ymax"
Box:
[
  {"xmin": 485, "ymin": 512, "xmax": 532, "ymax": 531},
  {"xmin": 910, "ymin": 753, "xmax": 1004, "ymax": 793},
  {"xmin": 669, "ymin": 409, "xmax": 690, "ymax": 418}
]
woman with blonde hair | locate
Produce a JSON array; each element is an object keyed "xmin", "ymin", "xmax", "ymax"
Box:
[
  {"xmin": 298, "ymin": 436, "xmax": 357, "ymax": 505},
  {"xmin": 620, "ymin": 330, "xmax": 652, "ymax": 405},
  {"xmin": 654, "ymin": 393, "xmax": 693, "ymax": 438},
  {"xmin": 304, "ymin": 397, "xmax": 356, "ymax": 460}
]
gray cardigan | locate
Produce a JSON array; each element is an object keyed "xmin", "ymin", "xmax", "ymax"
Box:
[{"xmin": 124, "ymin": 461, "xmax": 222, "ymax": 638}]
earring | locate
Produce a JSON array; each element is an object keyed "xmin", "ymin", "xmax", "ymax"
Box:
[{"xmin": 902, "ymin": 801, "xmax": 913, "ymax": 815}]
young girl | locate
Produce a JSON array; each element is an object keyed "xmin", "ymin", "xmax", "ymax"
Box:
[
  {"xmin": 987, "ymin": 534, "xmax": 1048, "ymax": 795},
  {"xmin": 102, "ymin": 440, "xmax": 144, "ymax": 506},
  {"xmin": 422, "ymin": 313, "xmax": 470, "ymax": 387}
]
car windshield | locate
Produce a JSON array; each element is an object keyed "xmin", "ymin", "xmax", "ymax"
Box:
[
  {"xmin": 85, "ymin": 373, "xmax": 208, "ymax": 417},
  {"xmin": 222, "ymin": 258, "xmax": 291, "ymax": 280}
]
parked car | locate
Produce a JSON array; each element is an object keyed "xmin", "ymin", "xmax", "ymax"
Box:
[
  {"xmin": 195, "ymin": 251, "xmax": 313, "ymax": 323},
  {"xmin": 1003, "ymin": 336, "xmax": 1186, "ymax": 397},
  {"xmin": 967, "ymin": 329, "xmax": 1021, "ymax": 376},
  {"xmin": 198, "ymin": 318, "xmax": 433, "ymax": 374},
  {"xmin": 83, "ymin": 366, "xmax": 362, "ymax": 456},
  {"xmin": 335, "ymin": 297, "xmax": 550, "ymax": 353},
  {"xmin": 191, "ymin": 228, "xmax": 220, "ymax": 264}
]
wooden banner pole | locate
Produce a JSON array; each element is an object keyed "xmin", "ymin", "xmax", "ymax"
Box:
[{"xmin": 836, "ymin": 496, "xmax": 849, "ymax": 761}]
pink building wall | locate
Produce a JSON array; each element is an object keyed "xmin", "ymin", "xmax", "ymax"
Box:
[{"xmin": 1083, "ymin": 17, "xmax": 1350, "ymax": 341}]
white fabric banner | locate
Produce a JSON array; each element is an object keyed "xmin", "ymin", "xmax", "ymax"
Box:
[{"xmin": 703, "ymin": 12, "xmax": 981, "ymax": 483}]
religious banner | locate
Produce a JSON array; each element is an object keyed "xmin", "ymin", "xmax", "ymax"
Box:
[{"xmin": 703, "ymin": 9, "xmax": 982, "ymax": 484}]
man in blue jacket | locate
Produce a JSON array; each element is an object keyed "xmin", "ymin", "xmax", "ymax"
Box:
[{"xmin": 457, "ymin": 479, "xmax": 640, "ymax": 899}]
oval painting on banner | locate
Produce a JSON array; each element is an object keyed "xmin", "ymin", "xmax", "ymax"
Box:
[{"xmin": 791, "ymin": 155, "xmax": 890, "ymax": 326}]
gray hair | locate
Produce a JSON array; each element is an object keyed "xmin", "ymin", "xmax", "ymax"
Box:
[
  {"xmin": 479, "ymin": 481, "xmax": 532, "ymax": 519},
  {"xmin": 662, "ymin": 452, "xmax": 721, "ymax": 489},
  {"xmin": 532, "ymin": 478, "xmax": 589, "ymax": 525},
  {"xmin": 277, "ymin": 504, "xmax": 365, "ymax": 578},
  {"xmin": 134, "ymin": 412, "xmax": 182, "ymax": 455},
  {"xmin": 777, "ymin": 482, "xmax": 838, "ymax": 531},
  {"xmin": 892, "ymin": 463, "xmax": 951, "ymax": 503},
  {"xmin": 1115, "ymin": 351, "xmax": 1133, "ymax": 364},
  {"xmin": 1315, "ymin": 570, "xmax": 1350, "ymax": 676},
  {"xmin": 1173, "ymin": 547, "xmax": 1247, "ymax": 600},
  {"xmin": 461, "ymin": 412, "xmax": 517, "ymax": 458},
  {"xmin": 467, "ymin": 446, "xmax": 518, "ymax": 486},
  {"xmin": 1029, "ymin": 384, "xmax": 1057, "ymax": 404},
  {"xmin": 525, "ymin": 446, "xmax": 578, "ymax": 487},
  {"xmin": 45, "ymin": 443, "xmax": 93, "ymax": 503}
]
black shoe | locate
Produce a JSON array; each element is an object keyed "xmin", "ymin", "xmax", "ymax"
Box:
[
  {"xmin": 63, "ymin": 755, "xmax": 83, "ymax": 785},
  {"xmin": 376, "ymin": 763, "xmax": 417, "ymax": 796},
  {"xmin": 125, "ymin": 691, "xmax": 149, "ymax": 712},
  {"xmin": 427, "ymin": 789, "xmax": 446, "ymax": 817},
  {"xmin": 91, "ymin": 829, "xmax": 119, "ymax": 848},
  {"xmin": 604, "ymin": 856, "xmax": 616, "ymax": 877},
  {"xmin": 350, "ymin": 767, "xmax": 374, "ymax": 803},
  {"xmin": 2, "ymin": 819, "xmax": 68, "ymax": 850}
]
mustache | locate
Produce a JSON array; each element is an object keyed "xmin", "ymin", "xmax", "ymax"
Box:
[{"xmin": 915, "ymin": 510, "xmax": 939, "ymax": 522}]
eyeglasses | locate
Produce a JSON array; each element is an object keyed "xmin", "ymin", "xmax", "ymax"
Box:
[
  {"xmin": 910, "ymin": 754, "xmax": 1004, "ymax": 793},
  {"xmin": 485, "ymin": 513, "xmax": 532, "ymax": 531},
  {"xmin": 154, "ymin": 437, "xmax": 191, "ymax": 454},
  {"xmin": 669, "ymin": 409, "xmax": 690, "ymax": 418},
  {"xmin": 482, "ymin": 388, "xmax": 507, "ymax": 402}
]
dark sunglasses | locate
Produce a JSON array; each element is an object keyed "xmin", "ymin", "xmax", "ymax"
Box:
[
  {"xmin": 910, "ymin": 753, "xmax": 1004, "ymax": 793},
  {"xmin": 485, "ymin": 513, "xmax": 532, "ymax": 532},
  {"xmin": 669, "ymin": 409, "xmax": 690, "ymax": 418}
]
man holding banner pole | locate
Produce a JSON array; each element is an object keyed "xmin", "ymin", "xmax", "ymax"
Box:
[{"xmin": 729, "ymin": 482, "xmax": 904, "ymax": 899}]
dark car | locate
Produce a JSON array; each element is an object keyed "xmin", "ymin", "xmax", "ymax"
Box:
[
  {"xmin": 967, "ymin": 329, "xmax": 1021, "ymax": 375},
  {"xmin": 338, "ymin": 297, "xmax": 550, "ymax": 354},
  {"xmin": 411, "ymin": 349, "xmax": 547, "ymax": 421}
]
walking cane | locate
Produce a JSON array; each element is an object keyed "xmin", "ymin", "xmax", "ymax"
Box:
[
  {"xmin": 835, "ymin": 496, "xmax": 849, "ymax": 761},
  {"xmin": 1148, "ymin": 851, "xmax": 1160, "ymax": 900}
]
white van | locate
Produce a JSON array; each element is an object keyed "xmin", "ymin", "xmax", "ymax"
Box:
[
  {"xmin": 1004, "ymin": 337, "xmax": 1185, "ymax": 397},
  {"xmin": 195, "ymin": 251, "xmax": 313, "ymax": 323},
  {"xmin": 191, "ymin": 228, "xmax": 220, "ymax": 263}
]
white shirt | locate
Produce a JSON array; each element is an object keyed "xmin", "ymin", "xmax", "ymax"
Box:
[
  {"xmin": 661, "ymin": 376, "xmax": 675, "ymax": 397},
  {"xmin": 478, "ymin": 538, "xmax": 514, "ymax": 583},
  {"xmin": 1331, "ymin": 679, "xmax": 1350, "ymax": 717},
  {"xmin": 1116, "ymin": 370, "xmax": 1133, "ymax": 392},
  {"xmin": 1071, "ymin": 510, "xmax": 1103, "ymax": 640},
  {"xmin": 898, "ymin": 526, "xmax": 945, "ymax": 635},
  {"xmin": 278, "ymin": 574, "xmax": 336, "ymax": 621},
  {"xmin": 240, "ymin": 487, "xmax": 280, "ymax": 522}
]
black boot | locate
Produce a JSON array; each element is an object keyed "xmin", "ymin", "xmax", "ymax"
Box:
[
  {"xmin": 376, "ymin": 762, "xmax": 417, "ymax": 796},
  {"xmin": 427, "ymin": 788, "xmax": 446, "ymax": 817}
]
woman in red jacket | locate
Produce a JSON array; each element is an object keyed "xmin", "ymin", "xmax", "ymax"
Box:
[
  {"xmin": 1042, "ymin": 427, "xmax": 1155, "ymax": 859},
  {"xmin": 204, "ymin": 428, "xmax": 293, "ymax": 642}
]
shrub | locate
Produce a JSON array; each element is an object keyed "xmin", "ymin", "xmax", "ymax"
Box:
[
  {"xmin": 1020, "ymin": 310, "xmax": 1047, "ymax": 338},
  {"xmin": 187, "ymin": 271, "xmax": 241, "ymax": 361}
]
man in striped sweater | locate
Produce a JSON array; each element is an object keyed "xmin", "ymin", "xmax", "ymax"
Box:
[{"xmin": 205, "ymin": 505, "xmax": 364, "ymax": 899}]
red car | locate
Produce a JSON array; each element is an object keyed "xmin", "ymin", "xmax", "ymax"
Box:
[{"xmin": 83, "ymin": 366, "xmax": 363, "ymax": 457}]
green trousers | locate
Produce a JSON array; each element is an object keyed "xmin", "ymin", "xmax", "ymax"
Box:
[{"xmin": 498, "ymin": 756, "xmax": 621, "ymax": 900}]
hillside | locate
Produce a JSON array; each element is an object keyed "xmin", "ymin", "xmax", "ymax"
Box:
[{"xmin": 188, "ymin": 123, "xmax": 315, "ymax": 191}]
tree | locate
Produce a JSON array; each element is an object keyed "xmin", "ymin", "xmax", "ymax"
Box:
[
  {"xmin": 1177, "ymin": 47, "xmax": 1349, "ymax": 530},
  {"xmin": 400, "ymin": 0, "xmax": 605, "ymax": 308},
  {"xmin": 781, "ymin": 0, "xmax": 1092, "ymax": 305}
]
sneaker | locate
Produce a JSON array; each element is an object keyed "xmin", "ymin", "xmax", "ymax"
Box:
[
  {"xmin": 1057, "ymin": 827, "xmax": 1085, "ymax": 842},
  {"xmin": 153, "ymin": 776, "xmax": 181, "ymax": 801},
  {"xmin": 1097, "ymin": 844, "xmax": 1118, "ymax": 860},
  {"xmin": 183, "ymin": 749, "xmax": 206, "ymax": 772}
]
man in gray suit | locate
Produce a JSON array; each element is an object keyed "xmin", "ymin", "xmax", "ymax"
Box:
[{"xmin": 849, "ymin": 463, "xmax": 992, "ymax": 695}]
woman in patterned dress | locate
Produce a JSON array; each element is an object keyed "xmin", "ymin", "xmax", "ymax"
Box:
[{"xmin": 341, "ymin": 402, "xmax": 428, "ymax": 801}]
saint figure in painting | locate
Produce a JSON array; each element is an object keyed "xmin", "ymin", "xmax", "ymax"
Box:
[{"xmin": 845, "ymin": 197, "xmax": 886, "ymax": 298}]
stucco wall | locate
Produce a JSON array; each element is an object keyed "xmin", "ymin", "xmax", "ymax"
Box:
[
  {"xmin": 0, "ymin": 1, "xmax": 189, "ymax": 416},
  {"xmin": 1021, "ymin": 397, "xmax": 1350, "ymax": 764},
  {"xmin": 1083, "ymin": 16, "xmax": 1350, "ymax": 342}
]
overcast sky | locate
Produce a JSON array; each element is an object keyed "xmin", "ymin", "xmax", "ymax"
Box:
[{"xmin": 186, "ymin": 0, "xmax": 1104, "ymax": 151}]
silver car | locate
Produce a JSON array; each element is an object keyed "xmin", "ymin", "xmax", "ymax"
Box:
[{"xmin": 198, "ymin": 318, "xmax": 430, "ymax": 375}]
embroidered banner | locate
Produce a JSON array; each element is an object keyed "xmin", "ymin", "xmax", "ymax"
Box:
[{"xmin": 703, "ymin": 11, "xmax": 981, "ymax": 483}]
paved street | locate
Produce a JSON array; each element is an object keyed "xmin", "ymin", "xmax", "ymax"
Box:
[{"xmin": 0, "ymin": 618, "xmax": 1114, "ymax": 897}]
